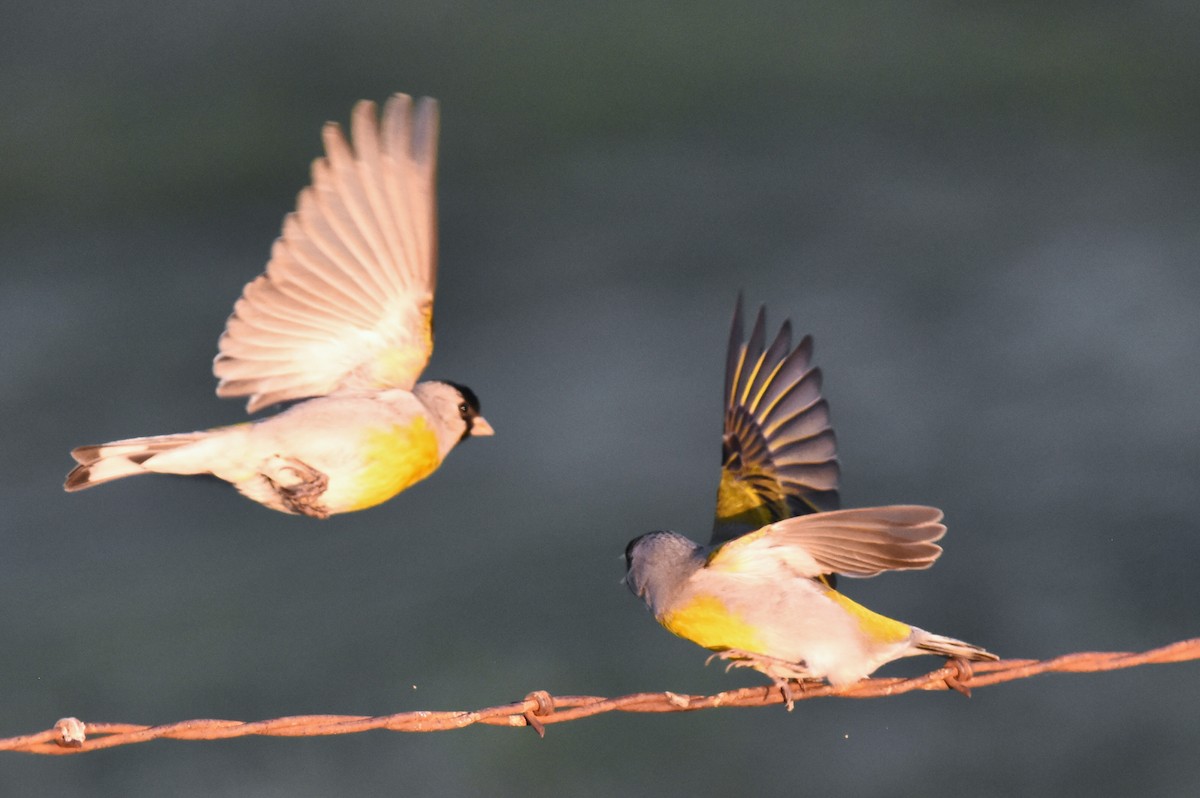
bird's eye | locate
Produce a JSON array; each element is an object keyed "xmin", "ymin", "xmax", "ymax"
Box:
[{"xmin": 457, "ymin": 402, "xmax": 470, "ymax": 417}]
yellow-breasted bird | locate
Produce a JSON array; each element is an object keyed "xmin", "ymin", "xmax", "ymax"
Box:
[
  {"xmin": 624, "ymin": 298, "xmax": 995, "ymax": 703},
  {"xmin": 65, "ymin": 94, "xmax": 493, "ymax": 518}
]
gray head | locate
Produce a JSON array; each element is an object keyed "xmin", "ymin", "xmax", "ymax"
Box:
[
  {"xmin": 414, "ymin": 381, "xmax": 495, "ymax": 451},
  {"xmin": 624, "ymin": 531, "xmax": 704, "ymax": 608}
]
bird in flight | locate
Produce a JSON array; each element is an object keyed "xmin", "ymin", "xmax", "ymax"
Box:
[{"xmin": 66, "ymin": 94, "xmax": 493, "ymax": 518}]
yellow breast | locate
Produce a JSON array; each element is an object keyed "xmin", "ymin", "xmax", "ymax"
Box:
[
  {"xmin": 660, "ymin": 594, "xmax": 764, "ymax": 652},
  {"xmin": 348, "ymin": 417, "xmax": 441, "ymax": 511}
]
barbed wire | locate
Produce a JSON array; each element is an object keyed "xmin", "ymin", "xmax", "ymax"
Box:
[{"xmin": 3, "ymin": 637, "xmax": 1196, "ymax": 755}]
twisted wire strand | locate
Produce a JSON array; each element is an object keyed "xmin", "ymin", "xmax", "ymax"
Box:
[{"xmin": 4, "ymin": 637, "xmax": 1196, "ymax": 755}]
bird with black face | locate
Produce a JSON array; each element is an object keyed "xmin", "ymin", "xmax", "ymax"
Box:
[
  {"xmin": 624, "ymin": 298, "xmax": 995, "ymax": 705},
  {"xmin": 65, "ymin": 94, "xmax": 493, "ymax": 518}
]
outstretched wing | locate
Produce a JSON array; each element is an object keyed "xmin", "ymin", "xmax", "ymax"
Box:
[
  {"xmin": 213, "ymin": 94, "xmax": 439, "ymax": 413},
  {"xmin": 707, "ymin": 505, "xmax": 945, "ymax": 578},
  {"xmin": 710, "ymin": 296, "xmax": 840, "ymax": 545}
]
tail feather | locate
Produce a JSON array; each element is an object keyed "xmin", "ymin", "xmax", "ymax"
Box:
[
  {"xmin": 65, "ymin": 433, "xmax": 208, "ymax": 491},
  {"xmin": 913, "ymin": 631, "xmax": 998, "ymax": 662}
]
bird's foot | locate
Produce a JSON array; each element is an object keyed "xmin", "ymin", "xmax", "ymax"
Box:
[
  {"xmin": 775, "ymin": 678, "xmax": 797, "ymax": 711},
  {"xmin": 706, "ymin": 648, "xmax": 810, "ymax": 677},
  {"xmin": 263, "ymin": 456, "xmax": 330, "ymax": 518},
  {"xmin": 706, "ymin": 649, "xmax": 819, "ymax": 711}
]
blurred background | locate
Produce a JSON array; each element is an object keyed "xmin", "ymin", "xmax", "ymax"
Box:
[{"xmin": 3, "ymin": 2, "xmax": 1199, "ymax": 795}]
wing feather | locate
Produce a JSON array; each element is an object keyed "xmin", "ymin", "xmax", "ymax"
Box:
[
  {"xmin": 711, "ymin": 296, "xmax": 841, "ymax": 544},
  {"xmin": 214, "ymin": 94, "xmax": 440, "ymax": 413},
  {"xmin": 708, "ymin": 505, "xmax": 945, "ymax": 578}
]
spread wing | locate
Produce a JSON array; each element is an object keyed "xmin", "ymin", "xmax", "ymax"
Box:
[
  {"xmin": 706, "ymin": 505, "xmax": 945, "ymax": 578},
  {"xmin": 710, "ymin": 296, "xmax": 840, "ymax": 545},
  {"xmin": 213, "ymin": 93, "xmax": 439, "ymax": 413}
]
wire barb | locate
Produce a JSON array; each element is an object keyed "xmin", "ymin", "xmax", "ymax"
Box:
[{"xmin": 3, "ymin": 637, "xmax": 1197, "ymax": 755}]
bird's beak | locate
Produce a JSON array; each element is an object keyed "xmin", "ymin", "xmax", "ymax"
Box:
[{"xmin": 471, "ymin": 416, "xmax": 495, "ymax": 437}]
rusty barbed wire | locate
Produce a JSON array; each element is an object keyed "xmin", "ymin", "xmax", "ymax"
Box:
[{"xmin": 3, "ymin": 637, "xmax": 1196, "ymax": 755}]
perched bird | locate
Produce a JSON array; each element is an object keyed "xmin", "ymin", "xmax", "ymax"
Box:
[
  {"xmin": 65, "ymin": 94, "xmax": 493, "ymax": 518},
  {"xmin": 624, "ymin": 299, "xmax": 995, "ymax": 703}
]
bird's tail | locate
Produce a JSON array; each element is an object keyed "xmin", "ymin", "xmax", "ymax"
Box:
[
  {"xmin": 64, "ymin": 432, "xmax": 209, "ymax": 491},
  {"xmin": 912, "ymin": 630, "xmax": 999, "ymax": 662}
]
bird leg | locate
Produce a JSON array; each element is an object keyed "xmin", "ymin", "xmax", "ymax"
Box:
[
  {"xmin": 706, "ymin": 649, "xmax": 820, "ymax": 711},
  {"xmin": 262, "ymin": 455, "xmax": 330, "ymax": 519}
]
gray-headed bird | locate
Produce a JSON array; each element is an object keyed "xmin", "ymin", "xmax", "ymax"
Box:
[
  {"xmin": 65, "ymin": 94, "xmax": 493, "ymax": 518},
  {"xmin": 624, "ymin": 299, "xmax": 994, "ymax": 703}
]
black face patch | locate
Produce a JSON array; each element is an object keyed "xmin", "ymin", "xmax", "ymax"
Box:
[
  {"xmin": 445, "ymin": 381, "xmax": 481, "ymax": 414},
  {"xmin": 445, "ymin": 381, "xmax": 483, "ymax": 440}
]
